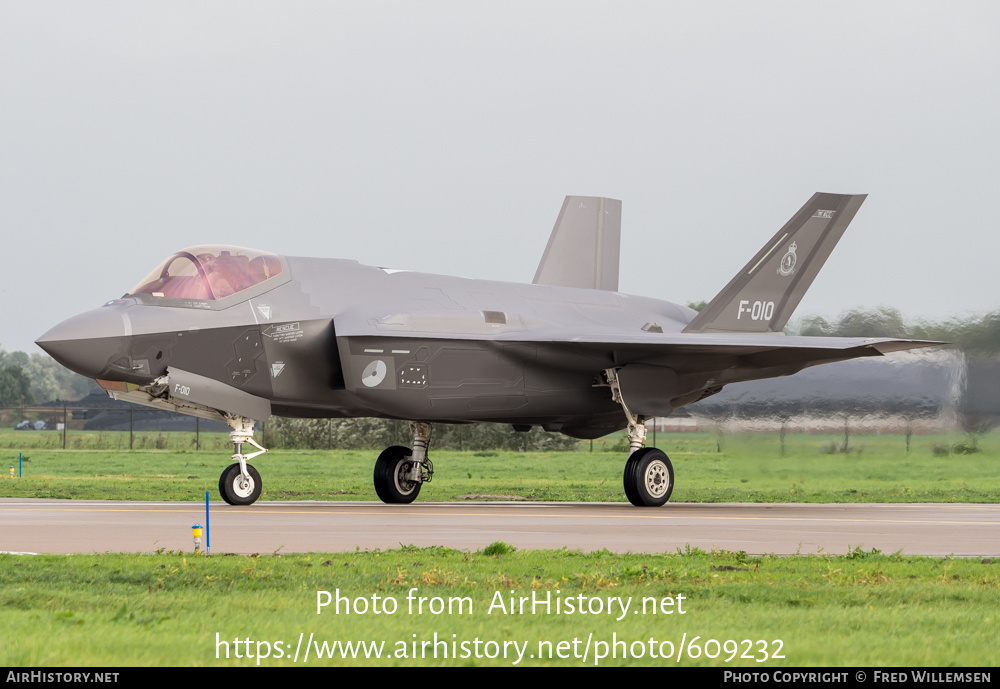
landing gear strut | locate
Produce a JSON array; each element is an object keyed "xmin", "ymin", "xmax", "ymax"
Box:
[
  {"xmin": 219, "ymin": 415, "xmax": 267, "ymax": 505},
  {"xmin": 373, "ymin": 422, "xmax": 434, "ymax": 504},
  {"xmin": 604, "ymin": 368, "xmax": 674, "ymax": 507}
]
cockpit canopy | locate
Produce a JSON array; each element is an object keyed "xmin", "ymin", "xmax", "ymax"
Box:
[{"xmin": 129, "ymin": 246, "xmax": 283, "ymax": 301}]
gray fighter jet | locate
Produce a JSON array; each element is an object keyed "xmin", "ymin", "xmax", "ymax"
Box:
[{"xmin": 36, "ymin": 193, "xmax": 938, "ymax": 507}]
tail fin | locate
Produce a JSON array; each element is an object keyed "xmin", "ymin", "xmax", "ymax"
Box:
[
  {"xmin": 533, "ymin": 196, "xmax": 622, "ymax": 291},
  {"xmin": 683, "ymin": 192, "xmax": 866, "ymax": 334}
]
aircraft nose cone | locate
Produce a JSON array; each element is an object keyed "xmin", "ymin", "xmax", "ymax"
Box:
[{"xmin": 36, "ymin": 307, "xmax": 129, "ymax": 379}]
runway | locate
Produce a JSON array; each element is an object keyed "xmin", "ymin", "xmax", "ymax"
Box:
[{"xmin": 1, "ymin": 499, "xmax": 996, "ymax": 556}]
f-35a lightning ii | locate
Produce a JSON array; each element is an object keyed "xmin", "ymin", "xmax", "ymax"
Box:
[{"xmin": 37, "ymin": 193, "xmax": 937, "ymax": 507}]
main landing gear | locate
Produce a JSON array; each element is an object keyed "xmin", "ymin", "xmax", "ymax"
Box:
[
  {"xmin": 219, "ymin": 415, "xmax": 267, "ymax": 505},
  {"xmin": 605, "ymin": 368, "xmax": 674, "ymax": 507},
  {"xmin": 373, "ymin": 422, "xmax": 435, "ymax": 504}
]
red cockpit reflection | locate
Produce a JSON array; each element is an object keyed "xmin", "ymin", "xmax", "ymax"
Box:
[{"xmin": 129, "ymin": 246, "xmax": 283, "ymax": 300}]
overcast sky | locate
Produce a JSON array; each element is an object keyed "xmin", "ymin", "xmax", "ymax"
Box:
[{"xmin": 2, "ymin": 1, "xmax": 998, "ymax": 354}]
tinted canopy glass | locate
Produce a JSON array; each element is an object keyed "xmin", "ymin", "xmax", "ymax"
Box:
[{"xmin": 129, "ymin": 246, "xmax": 283, "ymax": 301}]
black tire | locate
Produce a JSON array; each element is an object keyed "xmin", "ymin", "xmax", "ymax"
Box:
[
  {"xmin": 373, "ymin": 446, "xmax": 421, "ymax": 504},
  {"xmin": 623, "ymin": 448, "xmax": 674, "ymax": 507},
  {"xmin": 219, "ymin": 462, "xmax": 262, "ymax": 506}
]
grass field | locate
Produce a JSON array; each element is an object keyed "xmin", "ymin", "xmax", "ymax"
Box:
[
  {"xmin": 1, "ymin": 547, "xmax": 997, "ymax": 667},
  {"xmin": 1, "ymin": 430, "xmax": 997, "ymax": 503}
]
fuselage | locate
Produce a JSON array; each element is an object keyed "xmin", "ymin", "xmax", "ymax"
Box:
[
  {"xmin": 39, "ymin": 245, "xmax": 918, "ymax": 440},
  {"xmin": 37, "ymin": 250, "xmax": 701, "ymax": 438}
]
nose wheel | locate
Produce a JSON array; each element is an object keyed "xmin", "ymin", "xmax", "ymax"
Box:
[
  {"xmin": 219, "ymin": 462, "xmax": 262, "ymax": 505},
  {"xmin": 220, "ymin": 415, "xmax": 267, "ymax": 506}
]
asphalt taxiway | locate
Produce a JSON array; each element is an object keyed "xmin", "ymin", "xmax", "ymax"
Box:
[{"xmin": 0, "ymin": 499, "xmax": 996, "ymax": 556}]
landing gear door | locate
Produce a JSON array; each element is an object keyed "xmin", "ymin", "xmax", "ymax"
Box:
[{"xmin": 167, "ymin": 367, "xmax": 272, "ymax": 421}]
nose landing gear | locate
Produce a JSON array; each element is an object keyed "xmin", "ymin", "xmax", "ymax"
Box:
[{"xmin": 219, "ymin": 415, "xmax": 267, "ymax": 505}]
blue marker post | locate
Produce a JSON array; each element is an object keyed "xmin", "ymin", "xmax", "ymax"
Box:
[
  {"xmin": 19, "ymin": 452, "xmax": 22, "ymax": 477},
  {"xmin": 205, "ymin": 490, "xmax": 211, "ymax": 554}
]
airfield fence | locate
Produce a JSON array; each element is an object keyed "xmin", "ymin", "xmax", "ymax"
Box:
[
  {"xmin": 0, "ymin": 405, "xmax": 966, "ymax": 453},
  {"xmin": 0, "ymin": 405, "xmax": 230, "ymax": 451},
  {"xmin": 0, "ymin": 408, "xmax": 586, "ymax": 452},
  {"xmin": 0, "ymin": 405, "xmax": 610, "ymax": 452}
]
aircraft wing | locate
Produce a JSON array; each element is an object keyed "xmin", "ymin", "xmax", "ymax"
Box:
[
  {"xmin": 335, "ymin": 305, "xmax": 935, "ymax": 353},
  {"xmin": 335, "ymin": 308, "xmax": 940, "ymax": 415},
  {"xmin": 335, "ymin": 308, "xmax": 940, "ymax": 371}
]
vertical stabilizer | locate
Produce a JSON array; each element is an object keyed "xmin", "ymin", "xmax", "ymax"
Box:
[
  {"xmin": 683, "ymin": 193, "xmax": 867, "ymax": 334},
  {"xmin": 533, "ymin": 196, "xmax": 622, "ymax": 291}
]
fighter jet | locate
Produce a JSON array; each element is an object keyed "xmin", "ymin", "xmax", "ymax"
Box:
[{"xmin": 36, "ymin": 193, "xmax": 938, "ymax": 507}]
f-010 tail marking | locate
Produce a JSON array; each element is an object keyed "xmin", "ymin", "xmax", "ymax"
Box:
[{"xmin": 683, "ymin": 193, "xmax": 866, "ymax": 334}]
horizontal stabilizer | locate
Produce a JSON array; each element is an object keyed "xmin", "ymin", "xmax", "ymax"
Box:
[
  {"xmin": 684, "ymin": 193, "xmax": 866, "ymax": 334},
  {"xmin": 533, "ymin": 196, "xmax": 622, "ymax": 291}
]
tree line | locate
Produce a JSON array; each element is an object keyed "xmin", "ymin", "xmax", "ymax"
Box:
[
  {"xmin": 0, "ymin": 346, "xmax": 100, "ymax": 407},
  {"xmin": 792, "ymin": 306, "xmax": 1000, "ymax": 353}
]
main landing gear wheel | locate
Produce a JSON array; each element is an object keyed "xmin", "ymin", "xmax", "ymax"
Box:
[
  {"xmin": 219, "ymin": 462, "xmax": 262, "ymax": 505},
  {"xmin": 623, "ymin": 448, "xmax": 674, "ymax": 507},
  {"xmin": 373, "ymin": 446, "xmax": 421, "ymax": 504}
]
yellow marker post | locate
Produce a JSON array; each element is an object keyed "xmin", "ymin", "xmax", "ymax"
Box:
[{"xmin": 192, "ymin": 523, "xmax": 203, "ymax": 553}]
